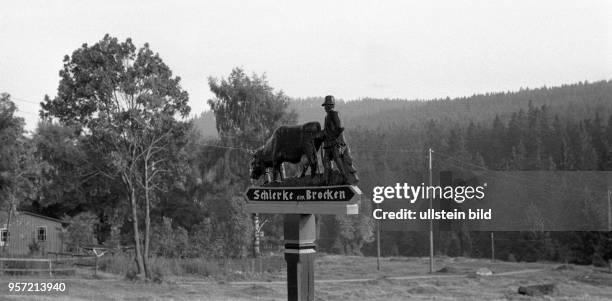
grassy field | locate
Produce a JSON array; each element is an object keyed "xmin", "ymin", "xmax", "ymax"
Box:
[{"xmin": 0, "ymin": 255, "xmax": 611, "ymax": 300}]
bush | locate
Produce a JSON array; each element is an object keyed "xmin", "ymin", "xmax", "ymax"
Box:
[
  {"xmin": 151, "ymin": 265, "xmax": 164, "ymax": 283},
  {"xmin": 151, "ymin": 217, "xmax": 189, "ymax": 258},
  {"xmin": 63, "ymin": 212, "xmax": 99, "ymax": 252},
  {"xmin": 28, "ymin": 239, "xmax": 41, "ymax": 255},
  {"xmin": 507, "ymin": 253, "xmax": 517, "ymax": 262},
  {"xmin": 591, "ymin": 252, "xmax": 608, "ymax": 268},
  {"xmin": 125, "ymin": 268, "xmax": 138, "ymax": 281},
  {"xmin": 98, "ymin": 252, "xmax": 135, "ymax": 275},
  {"xmin": 179, "ymin": 258, "xmax": 220, "ymax": 277}
]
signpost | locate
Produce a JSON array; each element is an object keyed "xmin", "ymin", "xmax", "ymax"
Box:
[
  {"xmin": 245, "ymin": 185, "xmax": 360, "ymax": 215},
  {"xmin": 245, "ymin": 185, "xmax": 361, "ymax": 301}
]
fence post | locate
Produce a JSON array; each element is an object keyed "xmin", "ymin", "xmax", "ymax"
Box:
[{"xmin": 95, "ymin": 256, "xmax": 98, "ymax": 276}]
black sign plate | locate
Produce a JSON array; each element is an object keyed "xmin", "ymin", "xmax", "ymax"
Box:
[{"xmin": 245, "ymin": 185, "xmax": 357, "ymax": 202}]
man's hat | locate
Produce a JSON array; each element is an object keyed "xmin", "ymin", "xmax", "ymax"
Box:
[{"xmin": 322, "ymin": 95, "xmax": 335, "ymax": 106}]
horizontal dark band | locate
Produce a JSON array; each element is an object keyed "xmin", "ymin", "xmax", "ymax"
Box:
[{"xmin": 285, "ymin": 243, "xmax": 316, "ymax": 250}]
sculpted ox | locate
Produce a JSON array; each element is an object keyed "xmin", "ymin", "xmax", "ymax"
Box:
[{"xmin": 249, "ymin": 122, "xmax": 323, "ymax": 182}]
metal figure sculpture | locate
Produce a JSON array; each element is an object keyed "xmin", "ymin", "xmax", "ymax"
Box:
[
  {"xmin": 245, "ymin": 98, "xmax": 362, "ymax": 301},
  {"xmin": 321, "ymin": 95, "xmax": 358, "ymax": 184},
  {"xmin": 249, "ymin": 122, "xmax": 323, "ymax": 182}
]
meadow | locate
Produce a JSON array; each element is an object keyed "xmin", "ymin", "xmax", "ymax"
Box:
[{"xmin": 1, "ymin": 255, "xmax": 611, "ymax": 300}]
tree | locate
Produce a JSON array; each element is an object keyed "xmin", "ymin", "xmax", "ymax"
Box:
[
  {"xmin": 208, "ymin": 67, "xmax": 296, "ymax": 150},
  {"xmin": 40, "ymin": 35, "xmax": 191, "ymax": 279},
  {"xmin": 207, "ymin": 68, "xmax": 297, "ymax": 257},
  {"xmin": 0, "ymin": 93, "xmax": 44, "ymax": 254},
  {"xmin": 33, "ymin": 122, "xmax": 90, "ymax": 214},
  {"xmin": 0, "ymin": 93, "xmax": 24, "ymax": 194}
]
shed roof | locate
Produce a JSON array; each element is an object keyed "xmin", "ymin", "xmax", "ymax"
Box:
[{"xmin": 20, "ymin": 211, "xmax": 68, "ymax": 225}]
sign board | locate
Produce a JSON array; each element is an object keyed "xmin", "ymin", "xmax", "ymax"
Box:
[{"xmin": 245, "ymin": 185, "xmax": 361, "ymax": 215}]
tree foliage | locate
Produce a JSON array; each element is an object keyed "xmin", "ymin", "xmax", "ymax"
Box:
[
  {"xmin": 0, "ymin": 94, "xmax": 42, "ymax": 202},
  {"xmin": 63, "ymin": 212, "xmax": 99, "ymax": 252},
  {"xmin": 40, "ymin": 34, "xmax": 191, "ymax": 279},
  {"xmin": 193, "ymin": 68, "xmax": 298, "ymax": 257},
  {"xmin": 9, "ymin": 38, "xmax": 612, "ymax": 266},
  {"xmin": 208, "ymin": 67, "xmax": 296, "ymax": 149}
]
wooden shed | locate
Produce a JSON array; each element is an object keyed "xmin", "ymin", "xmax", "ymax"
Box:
[{"xmin": 0, "ymin": 211, "xmax": 67, "ymax": 256}]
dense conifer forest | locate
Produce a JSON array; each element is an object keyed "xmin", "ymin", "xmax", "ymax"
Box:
[
  {"xmin": 193, "ymin": 80, "xmax": 612, "ymax": 264},
  {"xmin": 3, "ymin": 72, "xmax": 611, "ymax": 270}
]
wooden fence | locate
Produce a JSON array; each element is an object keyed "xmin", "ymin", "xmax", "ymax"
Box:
[
  {"xmin": 0, "ymin": 253, "xmax": 286, "ymax": 277},
  {"xmin": 0, "ymin": 255, "xmax": 97, "ymax": 276}
]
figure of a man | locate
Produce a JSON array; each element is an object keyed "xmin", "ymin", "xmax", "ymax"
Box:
[{"xmin": 321, "ymin": 95, "xmax": 358, "ymax": 184}]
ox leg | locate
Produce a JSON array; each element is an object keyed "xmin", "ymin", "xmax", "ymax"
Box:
[
  {"xmin": 272, "ymin": 161, "xmax": 284, "ymax": 182},
  {"xmin": 308, "ymin": 152, "xmax": 318, "ymax": 179},
  {"xmin": 265, "ymin": 168, "xmax": 272, "ymax": 184},
  {"xmin": 310, "ymin": 159, "xmax": 317, "ymax": 178},
  {"xmin": 304, "ymin": 142, "xmax": 318, "ymax": 179},
  {"xmin": 280, "ymin": 163, "xmax": 286, "ymax": 181},
  {"xmin": 272, "ymin": 164, "xmax": 278, "ymax": 182},
  {"xmin": 299, "ymin": 153, "xmax": 310, "ymax": 178}
]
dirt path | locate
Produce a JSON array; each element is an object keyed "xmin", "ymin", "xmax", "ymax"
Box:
[{"xmin": 176, "ymin": 268, "xmax": 544, "ymax": 287}]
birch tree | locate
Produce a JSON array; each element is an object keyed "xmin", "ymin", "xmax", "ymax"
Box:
[{"xmin": 41, "ymin": 35, "xmax": 190, "ymax": 279}]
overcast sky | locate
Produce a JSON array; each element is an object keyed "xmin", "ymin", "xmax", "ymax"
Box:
[{"xmin": 1, "ymin": 0, "xmax": 611, "ymax": 130}]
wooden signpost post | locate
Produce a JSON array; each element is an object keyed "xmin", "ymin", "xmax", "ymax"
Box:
[{"xmin": 245, "ymin": 185, "xmax": 361, "ymax": 301}]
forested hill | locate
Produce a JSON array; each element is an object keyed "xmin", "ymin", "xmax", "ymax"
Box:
[{"xmin": 193, "ymin": 80, "xmax": 612, "ymax": 137}]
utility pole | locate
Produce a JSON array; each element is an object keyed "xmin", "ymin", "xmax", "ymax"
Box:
[
  {"xmin": 491, "ymin": 232, "xmax": 495, "ymax": 262},
  {"xmin": 608, "ymin": 191, "xmax": 611, "ymax": 272},
  {"xmin": 608, "ymin": 190, "xmax": 612, "ymax": 232},
  {"xmin": 376, "ymin": 202, "xmax": 381, "ymax": 271},
  {"xmin": 429, "ymin": 148, "xmax": 434, "ymax": 273}
]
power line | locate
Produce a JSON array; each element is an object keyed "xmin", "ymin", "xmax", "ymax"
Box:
[
  {"xmin": 351, "ymin": 147, "xmax": 424, "ymax": 154},
  {"xmin": 5, "ymin": 96, "xmax": 43, "ymax": 118},
  {"xmin": 201, "ymin": 143, "xmax": 253, "ymax": 152},
  {"xmin": 12, "ymin": 97, "xmax": 41, "ymax": 105},
  {"xmin": 15, "ymin": 108, "xmax": 40, "ymax": 117}
]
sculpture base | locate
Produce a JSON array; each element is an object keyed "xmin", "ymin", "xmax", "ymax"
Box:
[{"xmin": 263, "ymin": 170, "xmax": 354, "ymax": 187}]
